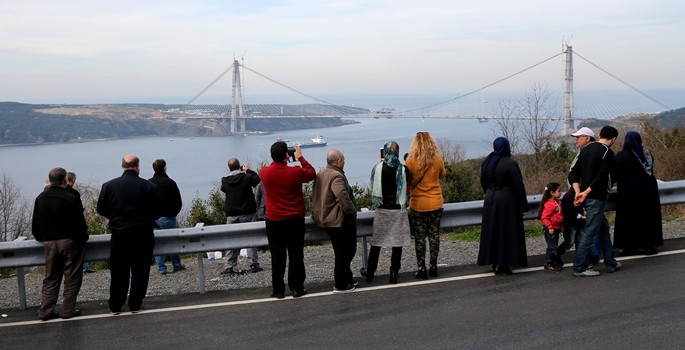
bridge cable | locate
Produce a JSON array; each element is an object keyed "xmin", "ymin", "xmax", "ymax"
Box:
[
  {"xmin": 185, "ymin": 66, "xmax": 234, "ymax": 105},
  {"xmin": 573, "ymin": 51, "xmax": 670, "ymax": 110},
  {"xmin": 399, "ymin": 52, "xmax": 565, "ymax": 115}
]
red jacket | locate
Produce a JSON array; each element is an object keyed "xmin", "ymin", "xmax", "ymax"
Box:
[
  {"xmin": 260, "ymin": 157, "xmax": 316, "ymax": 222},
  {"xmin": 541, "ymin": 198, "xmax": 563, "ymax": 230}
]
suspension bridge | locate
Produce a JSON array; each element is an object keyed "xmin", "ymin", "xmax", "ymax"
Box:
[{"xmin": 173, "ymin": 45, "xmax": 672, "ymax": 136}]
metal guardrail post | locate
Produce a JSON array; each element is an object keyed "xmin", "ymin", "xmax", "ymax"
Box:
[
  {"xmin": 17, "ymin": 267, "xmax": 26, "ymax": 310},
  {"xmin": 196, "ymin": 253, "xmax": 206, "ymax": 294},
  {"xmin": 361, "ymin": 236, "xmax": 368, "ymax": 272}
]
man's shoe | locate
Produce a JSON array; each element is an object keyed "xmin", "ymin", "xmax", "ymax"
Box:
[
  {"xmin": 271, "ymin": 292, "xmax": 285, "ymax": 299},
  {"xmin": 573, "ymin": 269, "xmax": 600, "ymax": 277},
  {"xmin": 61, "ymin": 309, "xmax": 81, "ymax": 319},
  {"xmin": 173, "ymin": 265, "xmax": 186, "ymax": 272},
  {"xmin": 159, "ymin": 270, "xmax": 168, "ymax": 275},
  {"xmin": 131, "ymin": 307, "xmax": 145, "ymax": 314},
  {"xmin": 292, "ymin": 289, "xmax": 307, "ymax": 298},
  {"xmin": 333, "ymin": 284, "xmax": 356, "ymax": 293},
  {"xmin": 249, "ymin": 264, "xmax": 263, "ymax": 273},
  {"xmin": 221, "ymin": 267, "xmax": 236, "ymax": 275},
  {"xmin": 606, "ymin": 261, "xmax": 622, "ymax": 273},
  {"xmin": 39, "ymin": 312, "xmax": 59, "ymax": 321},
  {"xmin": 365, "ymin": 272, "xmax": 374, "ymax": 283},
  {"xmin": 350, "ymin": 279, "xmax": 359, "ymax": 287},
  {"xmin": 553, "ymin": 253, "xmax": 564, "ymax": 267}
]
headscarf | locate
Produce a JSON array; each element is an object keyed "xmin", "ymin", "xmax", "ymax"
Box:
[
  {"xmin": 383, "ymin": 141, "xmax": 401, "ymax": 168},
  {"xmin": 371, "ymin": 141, "xmax": 408, "ymax": 211},
  {"xmin": 623, "ymin": 131, "xmax": 652, "ymax": 175},
  {"xmin": 481, "ymin": 137, "xmax": 511, "ymax": 183}
]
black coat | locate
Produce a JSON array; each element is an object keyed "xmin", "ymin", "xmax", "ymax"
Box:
[
  {"xmin": 221, "ymin": 170, "xmax": 261, "ymax": 216},
  {"xmin": 97, "ymin": 170, "xmax": 163, "ymax": 233},
  {"xmin": 32, "ymin": 186, "xmax": 89, "ymax": 243},
  {"xmin": 477, "ymin": 157, "xmax": 528, "ymax": 268},
  {"xmin": 149, "ymin": 172, "xmax": 183, "ymax": 218},
  {"xmin": 613, "ymin": 150, "xmax": 663, "ymax": 250}
]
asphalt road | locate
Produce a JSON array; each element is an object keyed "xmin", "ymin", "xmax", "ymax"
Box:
[{"xmin": 2, "ymin": 239, "xmax": 684, "ymax": 349}]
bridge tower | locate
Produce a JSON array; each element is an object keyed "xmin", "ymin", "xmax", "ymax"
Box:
[
  {"xmin": 562, "ymin": 45, "xmax": 575, "ymax": 135},
  {"xmin": 230, "ymin": 59, "xmax": 245, "ymax": 134}
]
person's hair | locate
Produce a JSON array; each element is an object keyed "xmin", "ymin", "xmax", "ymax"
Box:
[
  {"xmin": 48, "ymin": 167, "xmax": 67, "ymax": 186},
  {"xmin": 538, "ymin": 182, "xmax": 561, "ymax": 219},
  {"xmin": 122, "ymin": 155, "xmax": 140, "ymax": 169},
  {"xmin": 326, "ymin": 150, "xmax": 343, "ymax": 165},
  {"xmin": 408, "ymin": 131, "xmax": 442, "ymax": 173},
  {"xmin": 66, "ymin": 171, "xmax": 76, "ymax": 184},
  {"xmin": 599, "ymin": 125, "xmax": 619, "ymax": 140},
  {"xmin": 152, "ymin": 159, "xmax": 166, "ymax": 173},
  {"xmin": 228, "ymin": 158, "xmax": 241, "ymax": 171},
  {"xmin": 271, "ymin": 141, "xmax": 288, "ymax": 162}
]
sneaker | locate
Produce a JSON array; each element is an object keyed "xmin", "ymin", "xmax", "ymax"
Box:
[
  {"xmin": 333, "ymin": 284, "xmax": 356, "ymax": 293},
  {"xmin": 159, "ymin": 270, "xmax": 168, "ymax": 275},
  {"xmin": 110, "ymin": 310, "xmax": 121, "ymax": 315},
  {"xmin": 573, "ymin": 269, "xmax": 600, "ymax": 277},
  {"xmin": 249, "ymin": 264, "xmax": 263, "ymax": 273},
  {"xmin": 350, "ymin": 279, "xmax": 359, "ymax": 287},
  {"xmin": 606, "ymin": 261, "xmax": 622, "ymax": 273},
  {"xmin": 544, "ymin": 263, "xmax": 561, "ymax": 272},
  {"xmin": 221, "ymin": 267, "xmax": 236, "ymax": 275},
  {"xmin": 173, "ymin": 265, "xmax": 186, "ymax": 272},
  {"xmin": 131, "ymin": 307, "xmax": 145, "ymax": 314},
  {"xmin": 292, "ymin": 289, "xmax": 307, "ymax": 298}
]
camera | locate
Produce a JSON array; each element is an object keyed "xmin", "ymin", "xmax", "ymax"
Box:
[{"xmin": 287, "ymin": 147, "xmax": 296, "ymax": 162}]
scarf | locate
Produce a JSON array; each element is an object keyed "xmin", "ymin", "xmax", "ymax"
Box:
[
  {"xmin": 371, "ymin": 142, "xmax": 408, "ymax": 211},
  {"xmin": 481, "ymin": 137, "xmax": 511, "ymax": 183}
]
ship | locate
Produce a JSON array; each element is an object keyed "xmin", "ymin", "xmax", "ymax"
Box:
[{"xmin": 294, "ymin": 135, "xmax": 327, "ymax": 148}]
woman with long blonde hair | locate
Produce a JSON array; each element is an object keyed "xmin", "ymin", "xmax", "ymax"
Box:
[{"xmin": 405, "ymin": 132, "xmax": 447, "ymax": 279}]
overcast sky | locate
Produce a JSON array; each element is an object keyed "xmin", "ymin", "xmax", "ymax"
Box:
[{"xmin": 2, "ymin": 0, "xmax": 684, "ymax": 104}]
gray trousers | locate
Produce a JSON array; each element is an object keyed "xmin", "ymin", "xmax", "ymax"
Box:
[{"xmin": 224, "ymin": 213, "xmax": 260, "ymax": 268}]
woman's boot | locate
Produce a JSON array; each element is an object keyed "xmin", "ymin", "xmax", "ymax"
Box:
[{"xmin": 389, "ymin": 269, "xmax": 399, "ymax": 284}]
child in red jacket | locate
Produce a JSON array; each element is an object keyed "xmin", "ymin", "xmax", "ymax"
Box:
[{"xmin": 539, "ymin": 182, "xmax": 563, "ymax": 271}]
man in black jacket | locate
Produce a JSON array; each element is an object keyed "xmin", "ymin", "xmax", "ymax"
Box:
[
  {"xmin": 97, "ymin": 154, "xmax": 163, "ymax": 314},
  {"xmin": 33, "ymin": 167, "xmax": 89, "ymax": 320},
  {"xmin": 149, "ymin": 159, "xmax": 184, "ymax": 275},
  {"xmin": 221, "ymin": 158, "xmax": 263, "ymax": 274},
  {"xmin": 569, "ymin": 125, "xmax": 621, "ymax": 277}
]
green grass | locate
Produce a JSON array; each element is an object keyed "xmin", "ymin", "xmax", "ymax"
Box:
[{"xmin": 447, "ymin": 223, "xmax": 544, "ymax": 242}]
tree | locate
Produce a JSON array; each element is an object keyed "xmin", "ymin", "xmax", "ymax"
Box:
[
  {"xmin": 0, "ymin": 171, "xmax": 31, "ymax": 241},
  {"xmin": 77, "ymin": 183, "xmax": 110, "ymax": 235},
  {"xmin": 184, "ymin": 186, "xmax": 226, "ymax": 227},
  {"xmin": 490, "ymin": 82, "xmax": 559, "ymax": 159}
]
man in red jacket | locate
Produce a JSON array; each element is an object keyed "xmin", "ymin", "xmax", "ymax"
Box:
[{"xmin": 260, "ymin": 142, "xmax": 316, "ymax": 299}]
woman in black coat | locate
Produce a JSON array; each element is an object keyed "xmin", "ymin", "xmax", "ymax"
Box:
[
  {"xmin": 477, "ymin": 137, "xmax": 528, "ymax": 274},
  {"xmin": 613, "ymin": 131, "xmax": 663, "ymax": 255}
]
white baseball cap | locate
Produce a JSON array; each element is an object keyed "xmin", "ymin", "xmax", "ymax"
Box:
[{"xmin": 571, "ymin": 127, "xmax": 595, "ymax": 138}]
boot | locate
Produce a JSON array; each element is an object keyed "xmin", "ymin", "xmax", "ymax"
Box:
[
  {"xmin": 429, "ymin": 264, "xmax": 438, "ymax": 277},
  {"xmin": 415, "ymin": 266, "xmax": 427, "ymax": 280},
  {"xmin": 389, "ymin": 269, "xmax": 399, "ymax": 284}
]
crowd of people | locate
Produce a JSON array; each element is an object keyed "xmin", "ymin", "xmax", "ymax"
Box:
[{"xmin": 30, "ymin": 126, "xmax": 664, "ymax": 320}]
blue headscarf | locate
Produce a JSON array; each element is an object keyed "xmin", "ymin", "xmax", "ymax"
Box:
[
  {"xmin": 382, "ymin": 141, "xmax": 401, "ymax": 168},
  {"xmin": 481, "ymin": 137, "xmax": 511, "ymax": 183},
  {"xmin": 623, "ymin": 131, "xmax": 652, "ymax": 175}
]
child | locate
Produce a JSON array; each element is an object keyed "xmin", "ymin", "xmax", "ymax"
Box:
[
  {"xmin": 555, "ymin": 187, "xmax": 586, "ymax": 267},
  {"xmin": 539, "ymin": 182, "xmax": 563, "ymax": 271}
]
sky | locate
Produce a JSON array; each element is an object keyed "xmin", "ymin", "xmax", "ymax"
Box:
[{"xmin": 1, "ymin": 0, "xmax": 685, "ymax": 104}]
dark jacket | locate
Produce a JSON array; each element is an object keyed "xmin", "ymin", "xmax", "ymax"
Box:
[
  {"xmin": 32, "ymin": 186, "xmax": 89, "ymax": 243},
  {"xmin": 149, "ymin": 172, "xmax": 183, "ymax": 218},
  {"xmin": 561, "ymin": 188, "xmax": 585, "ymax": 230},
  {"xmin": 97, "ymin": 170, "xmax": 164, "ymax": 233},
  {"xmin": 568, "ymin": 141, "xmax": 615, "ymax": 200},
  {"xmin": 221, "ymin": 169, "xmax": 261, "ymax": 216}
]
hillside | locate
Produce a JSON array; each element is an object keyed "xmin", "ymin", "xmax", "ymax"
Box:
[{"xmin": 0, "ymin": 102, "xmax": 364, "ymax": 145}]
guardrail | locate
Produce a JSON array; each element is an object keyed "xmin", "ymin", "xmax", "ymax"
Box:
[{"xmin": 3, "ymin": 179, "xmax": 685, "ymax": 309}]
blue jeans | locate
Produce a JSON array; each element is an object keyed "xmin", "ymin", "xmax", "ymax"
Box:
[
  {"xmin": 573, "ymin": 199, "xmax": 617, "ymax": 272},
  {"xmin": 154, "ymin": 217, "xmax": 183, "ymax": 273},
  {"xmin": 543, "ymin": 227, "xmax": 559, "ymax": 264}
]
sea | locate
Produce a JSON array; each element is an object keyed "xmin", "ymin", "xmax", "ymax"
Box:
[{"xmin": 2, "ymin": 91, "xmax": 683, "ymax": 209}]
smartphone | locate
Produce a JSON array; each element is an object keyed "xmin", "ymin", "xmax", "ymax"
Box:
[{"xmin": 379, "ymin": 148, "xmax": 384, "ymax": 158}]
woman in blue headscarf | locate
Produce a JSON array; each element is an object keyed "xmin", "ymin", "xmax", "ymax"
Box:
[
  {"xmin": 477, "ymin": 137, "xmax": 528, "ymax": 274},
  {"xmin": 365, "ymin": 141, "xmax": 412, "ymax": 284},
  {"xmin": 613, "ymin": 131, "xmax": 662, "ymax": 255}
]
